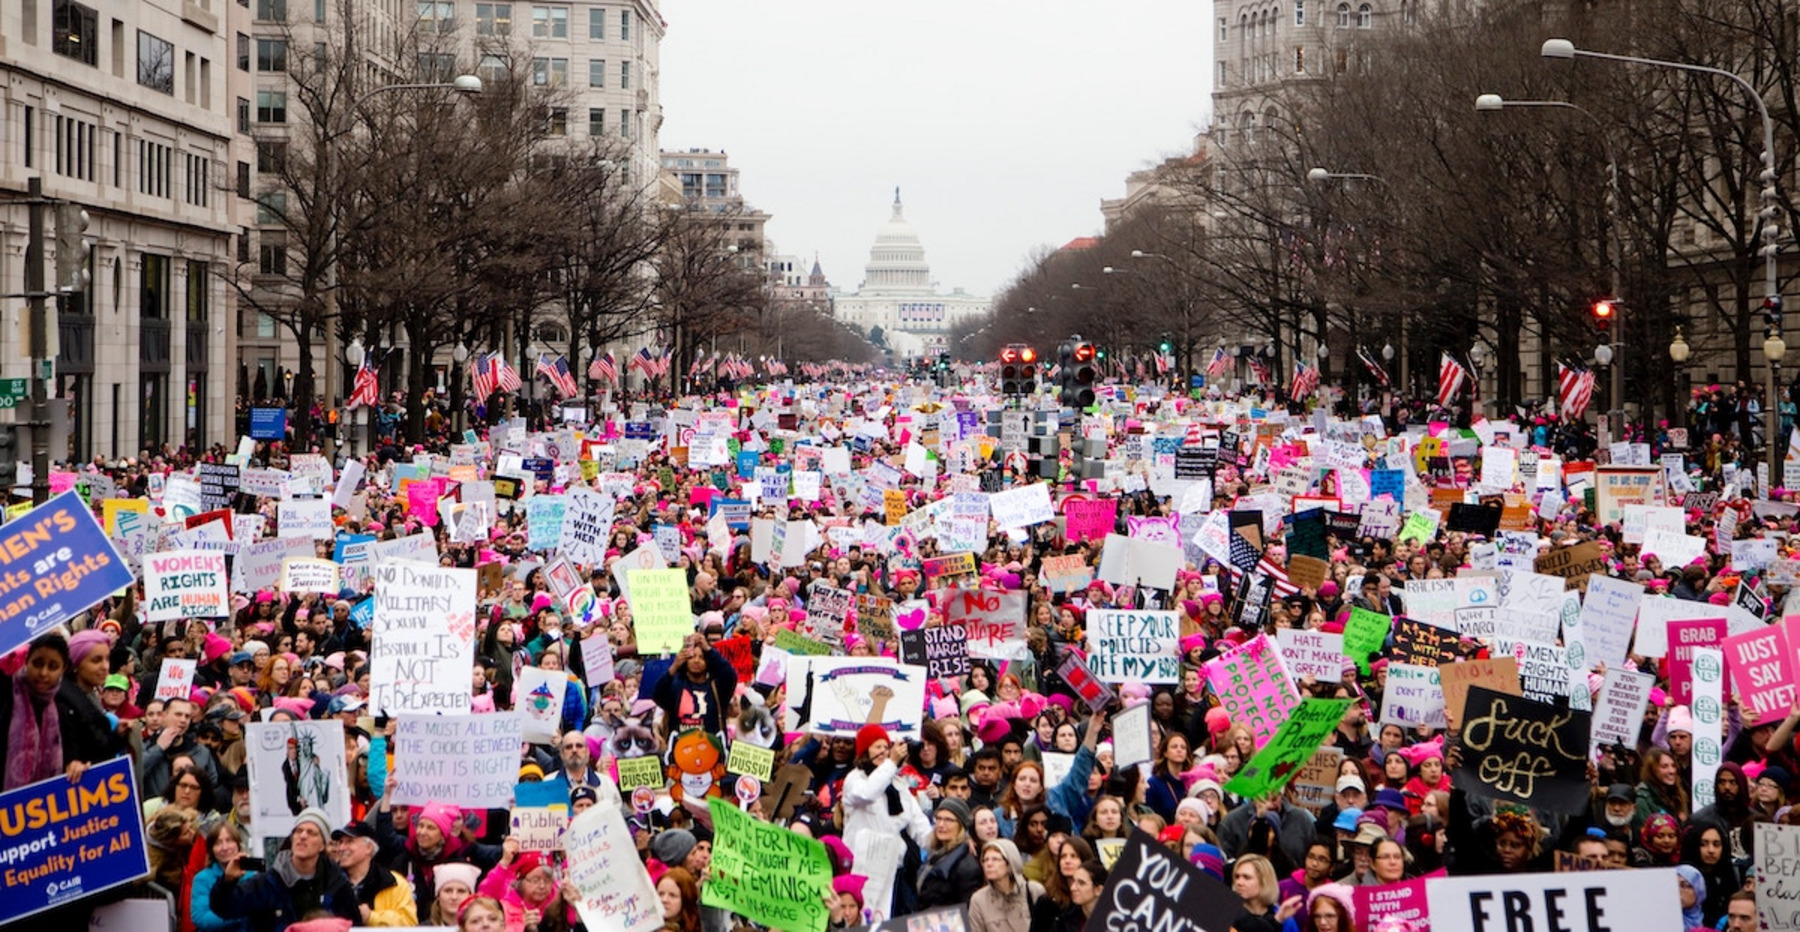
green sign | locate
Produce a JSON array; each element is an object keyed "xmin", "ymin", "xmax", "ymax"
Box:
[
  {"xmin": 703, "ymin": 797, "xmax": 832, "ymax": 932},
  {"xmin": 0, "ymin": 379, "xmax": 26, "ymax": 410},
  {"xmin": 626, "ymin": 568, "xmax": 693, "ymax": 655},
  {"xmin": 773, "ymin": 628, "xmax": 831, "ymax": 656},
  {"xmin": 1343, "ymin": 607, "xmax": 1392, "ymax": 675},
  {"xmin": 1224, "ymin": 697, "xmax": 1352, "ymax": 800}
]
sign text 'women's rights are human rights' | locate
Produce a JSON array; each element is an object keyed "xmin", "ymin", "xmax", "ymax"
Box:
[{"xmin": 0, "ymin": 491, "xmax": 134, "ymax": 657}]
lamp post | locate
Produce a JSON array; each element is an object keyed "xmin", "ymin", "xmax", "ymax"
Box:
[
  {"xmin": 1595, "ymin": 342, "xmax": 1615, "ymax": 436},
  {"xmin": 1477, "ymin": 92, "xmax": 1625, "ymax": 433},
  {"xmin": 1766, "ymin": 330, "xmax": 1786, "ymax": 475},
  {"xmin": 344, "ymin": 336, "xmax": 365, "ymax": 459},
  {"xmin": 451, "ymin": 341, "xmax": 469, "ymax": 433},
  {"xmin": 1543, "ymin": 38, "xmax": 1782, "ymax": 469},
  {"xmin": 1669, "ymin": 326, "xmax": 1691, "ymax": 431},
  {"xmin": 1469, "ymin": 341, "xmax": 1490, "ymax": 418}
]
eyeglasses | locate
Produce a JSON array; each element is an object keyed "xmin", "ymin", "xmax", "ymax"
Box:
[{"xmin": 177, "ymin": 781, "xmax": 202, "ymax": 791}]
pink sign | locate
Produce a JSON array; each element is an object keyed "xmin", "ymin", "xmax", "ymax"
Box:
[
  {"xmin": 407, "ymin": 478, "xmax": 443, "ymax": 526},
  {"xmin": 1202, "ymin": 634, "xmax": 1300, "ymax": 749},
  {"xmin": 1063, "ymin": 499, "xmax": 1116, "ymax": 544},
  {"xmin": 1724, "ymin": 625, "xmax": 1795, "ymax": 725},
  {"xmin": 1666, "ymin": 618, "xmax": 1728, "ymax": 706},
  {"xmin": 945, "ymin": 589, "xmax": 1027, "ymax": 661},
  {"xmin": 1354, "ymin": 874, "xmax": 1436, "ymax": 932}
]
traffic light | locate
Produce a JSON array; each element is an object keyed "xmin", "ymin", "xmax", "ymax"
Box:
[
  {"xmin": 1018, "ymin": 346, "xmax": 1038, "ymax": 395},
  {"xmin": 1592, "ymin": 299, "xmax": 1615, "ymax": 334},
  {"xmin": 1000, "ymin": 344, "xmax": 1036, "ymax": 395},
  {"xmin": 0, "ymin": 427, "xmax": 17, "ymax": 492},
  {"xmin": 1059, "ymin": 337, "xmax": 1097, "ymax": 408},
  {"xmin": 1765, "ymin": 295, "xmax": 1784, "ymax": 333},
  {"xmin": 54, "ymin": 203, "xmax": 91, "ymax": 296}
]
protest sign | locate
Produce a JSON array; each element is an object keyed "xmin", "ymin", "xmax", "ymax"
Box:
[
  {"xmin": 627, "ymin": 568, "xmax": 692, "ymax": 655},
  {"xmin": 0, "ymin": 756, "xmax": 148, "ymax": 924},
  {"xmin": 1225, "ymin": 697, "xmax": 1353, "ymax": 799},
  {"xmin": 728, "ymin": 741, "xmax": 775, "ymax": 781},
  {"xmin": 1693, "ymin": 646, "xmax": 1724, "ymax": 811},
  {"xmin": 921, "ymin": 552, "xmax": 977, "ymax": 580},
  {"xmin": 805, "ymin": 585, "xmax": 854, "ymax": 646},
  {"xmin": 1081, "ymin": 830, "xmax": 1241, "ymax": 932},
  {"xmin": 526, "ymin": 494, "xmax": 569, "ymax": 552},
  {"xmin": 1666, "ymin": 617, "xmax": 1728, "ymax": 705},
  {"xmin": 785, "ymin": 657, "xmax": 928, "ymax": 739},
  {"xmin": 1055, "ymin": 649, "xmax": 1116, "ymax": 712},
  {"xmin": 564, "ymin": 802, "xmax": 662, "ymax": 932},
  {"xmin": 276, "ymin": 498, "xmax": 332, "ymax": 540},
  {"xmin": 1064, "ymin": 498, "xmax": 1116, "ymax": 543},
  {"xmin": 1291, "ymin": 746, "xmax": 1344, "ymax": 814},
  {"xmin": 1041, "ymin": 554, "xmax": 1093, "ymax": 594},
  {"xmin": 1425, "ymin": 869, "xmax": 1681, "ymax": 932},
  {"xmin": 1590, "ymin": 667, "xmax": 1655, "ymax": 756},
  {"xmin": 1439, "ymin": 656, "xmax": 1521, "ymax": 723},
  {"xmin": 1086, "ymin": 609, "xmax": 1180, "ymax": 683},
  {"xmin": 1392, "ymin": 616, "xmax": 1458, "ymax": 666},
  {"xmin": 1203, "ymin": 634, "xmax": 1301, "ymax": 748},
  {"xmin": 244, "ymin": 720, "xmax": 350, "ymax": 848},
  {"xmin": 1453, "ymin": 686, "xmax": 1591, "ymax": 813},
  {"xmin": 1379, "ymin": 663, "xmax": 1446, "ymax": 729},
  {"xmin": 1095, "ymin": 533, "xmax": 1182, "ymax": 591},
  {"xmin": 388, "ymin": 713, "xmax": 524, "ymax": 808},
  {"xmin": 510, "ymin": 782, "xmax": 569, "ymax": 853},
  {"xmin": 1534, "ymin": 540, "xmax": 1609, "ymax": 589},
  {"xmin": 142, "ymin": 549, "xmax": 230, "ymax": 621},
  {"xmin": 1491, "ymin": 638, "xmax": 1573, "ymax": 703},
  {"xmin": 947, "ymin": 589, "xmax": 1028, "ymax": 660},
  {"xmin": 1724, "ymin": 625, "xmax": 1796, "ymax": 725},
  {"xmin": 154, "ymin": 657, "xmax": 198, "ymax": 702},
  {"xmin": 0, "ymin": 493, "xmax": 136, "ymax": 657},
  {"xmin": 369, "ymin": 563, "xmax": 476, "ymax": 716},
  {"xmin": 1756, "ymin": 824, "xmax": 1800, "ymax": 932},
  {"xmin": 1354, "ymin": 878, "xmax": 1432, "ymax": 932},
  {"xmin": 704, "ymin": 797, "xmax": 833, "ymax": 932},
  {"xmin": 1343, "ymin": 607, "xmax": 1391, "ymax": 674},
  {"xmin": 558, "ymin": 488, "xmax": 616, "ymax": 566},
  {"xmin": 1275, "ymin": 628, "xmax": 1344, "ymax": 682},
  {"xmin": 899, "ymin": 625, "xmax": 970, "ymax": 680},
  {"xmin": 1110, "ymin": 701, "xmax": 1153, "ymax": 768},
  {"xmin": 516, "ymin": 666, "xmax": 570, "ymax": 743},
  {"xmin": 855, "ymin": 594, "xmax": 897, "ymax": 644},
  {"xmin": 234, "ymin": 536, "xmax": 314, "ymax": 594},
  {"xmin": 1576, "ymin": 575, "xmax": 1643, "ymax": 669},
  {"xmin": 279, "ymin": 557, "xmax": 339, "ymax": 594},
  {"xmin": 615, "ymin": 755, "xmax": 665, "ymax": 792},
  {"xmin": 988, "ymin": 482, "xmax": 1055, "ymax": 530}
]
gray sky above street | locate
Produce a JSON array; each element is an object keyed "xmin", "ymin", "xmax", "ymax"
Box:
[{"xmin": 659, "ymin": 0, "xmax": 1213, "ymax": 300}]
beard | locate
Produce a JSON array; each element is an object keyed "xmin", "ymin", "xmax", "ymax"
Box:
[{"xmin": 1604, "ymin": 811, "xmax": 1632, "ymax": 828}]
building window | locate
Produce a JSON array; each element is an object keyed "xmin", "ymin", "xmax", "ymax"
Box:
[
  {"xmin": 1295, "ymin": 0, "xmax": 1304, "ymax": 25},
  {"xmin": 1218, "ymin": 16, "xmax": 1226, "ymax": 42},
  {"xmin": 531, "ymin": 5, "xmax": 567, "ymax": 37},
  {"xmin": 256, "ymin": 38, "xmax": 286, "ymax": 71},
  {"xmin": 21, "ymin": 106, "xmax": 31, "ymax": 168},
  {"xmin": 587, "ymin": 6, "xmax": 602, "ymax": 38},
  {"xmin": 418, "ymin": 52, "xmax": 455, "ymax": 81},
  {"xmin": 255, "ymin": 0, "xmax": 285, "ymax": 20},
  {"xmin": 236, "ymin": 161, "xmax": 250, "ymax": 196},
  {"xmin": 238, "ymin": 229, "xmax": 251, "ymax": 263},
  {"xmin": 141, "ymin": 253, "xmax": 171, "ymax": 318},
  {"xmin": 1336, "ymin": 2, "xmax": 1348, "ymax": 26},
  {"xmin": 138, "ymin": 139, "xmax": 173, "ymax": 197},
  {"xmin": 619, "ymin": 8, "xmax": 628, "ymax": 39},
  {"xmin": 256, "ymin": 139, "xmax": 286, "ymax": 173},
  {"xmin": 475, "ymin": 2, "xmax": 510, "ymax": 34},
  {"xmin": 137, "ymin": 31, "xmax": 175, "ymax": 93},
  {"xmin": 237, "ymin": 96, "xmax": 251, "ymax": 131},
  {"xmin": 53, "ymin": 0, "xmax": 98, "ymax": 65},
  {"xmin": 587, "ymin": 108, "xmax": 603, "ymax": 134},
  {"xmin": 418, "ymin": 0, "xmax": 453, "ymax": 31},
  {"xmin": 258, "ymin": 230, "xmax": 287, "ymax": 275},
  {"xmin": 619, "ymin": 60, "xmax": 629, "ymax": 88},
  {"xmin": 1402, "ymin": 1, "xmax": 1415, "ymax": 24},
  {"xmin": 1334, "ymin": 47, "xmax": 1347, "ymax": 72},
  {"xmin": 256, "ymin": 89, "xmax": 286, "ymax": 123},
  {"xmin": 187, "ymin": 259, "xmax": 209, "ymax": 322},
  {"xmin": 53, "ymin": 115, "xmax": 97, "ymax": 181},
  {"xmin": 546, "ymin": 107, "xmax": 567, "ymax": 136},
  {"xmin": 619, "ymin": 108, "xmax": 629, "ymax": 138},
  {"xmin": 1358, "ymin": 3, "xmax": 1372, "ymax": 27},
  {"xmin": 1294, "ymin": 46, "xmax": 1304, "ymax": 72},
  {"xmin": 477, "ymin": 54, "xmax": 506, "ymax": 83},
  {"xmin": 183, "ymin": 152, "xmax": 210, "ymax": 207},
  {"xmin": 531, "ymin": 57, "xmax": 567, "ymax": 86},
  {"xmin": 255, "ymin": 192, "xmax": 285, "ymax": 225},
  {"xmin": 587, "ymin": 58, "xmax": 604, "ymax": 87}
]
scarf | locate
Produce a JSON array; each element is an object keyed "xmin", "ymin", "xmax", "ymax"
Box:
[
  {"xmin": 7, "ymin": 674, "xmax": 63, "ymax": 790},
  {"xmin": 1674, "ymin": 864, "xmax": 1706, "ymax": 929}
]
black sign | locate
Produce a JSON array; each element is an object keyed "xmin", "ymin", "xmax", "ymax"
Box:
[
  {"xmin": 522, "ymin": 457, "xmax": 555, "ymax": 482},
  {"xmin": 1454, "ymin": 686, "xmax": 1593, "ymax": 814},
  {"xmin": 1083, "ymin": 831, "xmax": 1241, "ymax": 932},
  {"xmin": 1175, "ymin": 448, "xmax": 1216, "ymax": 480},
  {"xmin": 1735, "ymin": 579, "xmax": 1769, "ymax": 620},
  {"xmin": 899, "ymin": 625, "xmax": 970, "ymax": 680},
  {"xmin": 197, "ymin": 463, "xmax": 241, "ymax": 512},
  {"xmin": 1323, "ymin": 510, "xmax": 1362, "ymax": 541},
  {"xmin": 1233, "ymin": 571, "xmax": 1273, "ymax": 630},
  {"xmin": 1447, "ymin": 502, "xmax": 1503, "ymax": 537},
  {"xmin": 1391, "ymin": 616, "xmax": 1458, "ymax": 666},
  {"xmin": 1287, "ymin": 508, "xmax": 1329, "ymax": 560},
  {"xmin": 979, "ymin": 470, "xmax": 1004, "ymax": 493}
]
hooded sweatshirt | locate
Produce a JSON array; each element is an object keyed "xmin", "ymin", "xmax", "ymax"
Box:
[{"xmin": 966, "ymin": 839, "xmax": 1043, "ymax": 932}]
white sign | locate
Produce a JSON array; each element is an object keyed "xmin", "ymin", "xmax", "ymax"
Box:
[
  {"xmin": 1425, "ymin": 869, "xmax": 1682, "ymax": 932},
  {"xmin": 564, "ymin": 802, "xmax": 662, "ymax": 932},
  {"xmin": 987, "ymin": 483, "xmax": 1055, "ymax": 530},
  {"xmin": 1589, "ymin": 666, "xmax": 1655, "ymax": 755},
  {"xmin": 515, "ymin": 666, "xmax": 570, "ymax": 743},
  {"xmin": 277, "ymin": 498, "xmax": 333, "ymax": 540},
  {"xmin": 388, "ymin": 713, "xmax": 525, "ymax": 809},
  {"xmin": 1577, "ymin": 575, "xmax": 1644, "ymax": 670},
  {"xmin": 245, "ymin": 720, "xmax": 350, "ymax": 850},
  {"xmin": 369, "ymin": 563, "xmax": 477, "ymax": 716},
  {"xmin": 1276, "ymin": 628, "xmax": 1345, "ymax": 682},
  {"xmin": 279, "ymin": 557, "xmax": 340, "ymax": 594},
  {"xmin": 784, "ymin": 657, "xmax": 928, "ymax": 740},
  {"xmin": 154, "ymin": 658, "xmax": 197, "ymax": 702},
  {"xmin": 143, "ymin": 549, "xmax": 230, "ymax": 621},
  {"xmin": 1085, "ymin": 610, "xmax": 1180, "ymax": 683},
  {"xmin": 1379, "ymin": 663, "xmax": 1445, "ymax": 729},
  {"xmin": 1111, "ymin": 701, "xmax": 1154, "ymax": 768},
  {"xmin": 1692, "ymin": 646, "xmax": 1723, "ymax": 811},
  {"xmin": 558, "ymin": 487, "xmax": 616, "ymax": 567}
]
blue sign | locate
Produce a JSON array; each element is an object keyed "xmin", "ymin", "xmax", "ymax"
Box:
[
  {"xmin": 522, "ymin": 457, "xmax": 555, "ymax": 482},
  {"xmin": 624, "ymin": 421, "xmax": 655, "ymax": 440},
  {"xmin": 332, "ymin": 533, "xmax": 376, "ymax": 564},
  {"xmin": 736, "ymin": 450, "xmax": 760, "ymax": 479},
  {"xmin": 1190, "ymin": 375, "xmax": 1206, "ymax": 388},
  {"xmin": 248, "ymin": 407, "xmax": 287, "ymax": 440},
  {"xmin": 0, "ymin": 492, "xmax": 135, "ymax": 660},
  {"xmin": 0, "ymin": 755, "xmax": 149, "ymax": 923},
  {"xmin": 349, "ymin": 596, "xmax": 375, "ymax": 629},
  {"xmin": 709, "ymin": 498, "xmax": 751, "ymax": 530}
]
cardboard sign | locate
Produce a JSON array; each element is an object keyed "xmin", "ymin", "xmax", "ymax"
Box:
[
  {"xmin": 1534, "ymin": 540, "xmax": 1609, "ymax": 590},
  {"xmin": 1225, "ymin": 697, "xmax": 1353, "ymax": 800},
  {"xmin": 388, "ymin": 713, "xmax": 526, "ymax": 809},
  {"xmin": 279, "ymin": 557, "xmax": 340, "ymax": 594},
  {"xmin": 899, "ymin": 625, "xmax": 971, "ymax": 680},
  {"xmin": 1590, "ymin": 667, "xmax": 1655, "ymax": 756},
  {"xmin": 564, "ymin": 802, "xmax": 662, "ymax": 932},
  {"xmin": 1379, "ymin": 663, "xmax": 1446, "ymax": 729},
  {"xmin": 947, "ymin": 589, "xmax": 1028, "ymax": 660},
  {"xmin": 1439, "ymin": 656, "xmax": 1521, "ymax": 723},
  {"xmin": 1042, "ymin": 554, "xmax": 1094, "ymax": 594},
  {"xmin": 1755, "ymin": 824, "xmax": 1800, "ymax": 932},
  {"xmin": 1424, "ymin": 869, "xmax": 1681, "ymax": 932},
  {"xmin": 1081, "ymin": 830, "xmax": 1241, "ymax": 932},
  {"xmin": 1454, "ymin": 686, "xmax": 1592, "ymax": 814},
  {"xmin": 1291, "ymin": 746, "xmax": 1344, "ymax": 814},
  {"xmin": 0, "ymin": 756, "xmax": 149, "ymax": 924}
]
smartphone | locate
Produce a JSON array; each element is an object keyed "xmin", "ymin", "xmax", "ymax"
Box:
[
  {"xmin": 463, "ymin": 812, "xmax": 482, "ymax": 831},
  {"xmin": 237, "ymin": 856, "xmax": 266, "ymax": 872}
]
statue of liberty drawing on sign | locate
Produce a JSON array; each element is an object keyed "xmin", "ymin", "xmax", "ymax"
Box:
[{"xmin": 282, "ymin": 726, "xmax": 332, "ymax": 815}]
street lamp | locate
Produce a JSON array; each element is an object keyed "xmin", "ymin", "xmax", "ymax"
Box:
[
  {"xmin": 1543, "ymin": 37, "xmax": 1783, "ymax": 468},
  {"xmin": 1306, "ymin": 167, "xmax": 1386, "ymax": 185},
  {"xmin": 1670, "ymin": 326, "xmax": 1691, "ymax": 430},
  {"xmin": 345, "ymin": 337, "xmax": 366, "ymax": 457},
  {"xmin": 1767, "ymin": 330, "xmax": 1787, "ymax": 470},
  {"xmin": 1477, "ymin": 92, "xmax": 1624, "ymax": 431}
]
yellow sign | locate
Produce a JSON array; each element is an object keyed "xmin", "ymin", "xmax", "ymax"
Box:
[{"xmin": 884, "ymin": 489, "xmax": 908, "ymax": 525}]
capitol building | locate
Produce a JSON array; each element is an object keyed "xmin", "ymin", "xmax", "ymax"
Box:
[{"xmin": 834, "ymin": 191, "xmax": 990, "ymax": 359}]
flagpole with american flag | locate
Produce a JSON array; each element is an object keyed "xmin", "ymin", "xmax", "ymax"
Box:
[{"xmin": 346, "ymin": 351, "xmax": 381, "ymax": 410}]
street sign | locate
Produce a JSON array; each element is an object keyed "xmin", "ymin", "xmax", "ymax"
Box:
[{"xmin": 0, "ymin": 379, "xmax": 26, "ymax": 410}]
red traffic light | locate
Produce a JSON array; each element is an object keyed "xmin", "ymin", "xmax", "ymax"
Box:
[
  {"xmin": 1000, "ymin": 347, "xmax": 1019, "ymax": 364},
  {"xmin": 1072, "ymin": 343, "xmax": 1095, "ymax": 363},
  {"xmin": 1593, "ymin": 300, "xmax": 1615, "ymax": 320},
  {"xmin": 1020, "ymin": 347, "xmax": 1037, "ymax": 364}
]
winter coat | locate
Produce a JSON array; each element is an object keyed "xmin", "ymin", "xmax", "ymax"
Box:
[
  {"xmin": 916, "ymin": 842, "xmax": 983, "ymax": 910},
  {"xmin": 208, "ymin": 852, "xmax": 361, "ymax": 932},
  {"xmin": 188, "ymin": 864, "xmax": 249, "ymax": 932},
  {"xmin": 841, "ymin": 760, "xmax": 932, "ymax": 856},
  {"xmin": 968, "ymin": 879, "xmax": 1044, "ymax": 932}
]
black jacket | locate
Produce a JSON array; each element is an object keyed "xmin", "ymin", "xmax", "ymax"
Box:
[
  {"xmin": 210, "ymin": 852, "xmax": 362, "ymax": 932},
  {"xmin": 0, "ymin": 674, "xmax": 124, "ymax": 774},
  {"xmin": 916, "ymin": 841, "xmax": 983, "ymax": 910}
]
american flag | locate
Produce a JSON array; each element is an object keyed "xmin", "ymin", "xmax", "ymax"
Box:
[
  {"xmin": 494, "ymin": 353, "xmax": 522, "ymax": 393},
  {"xmin": 1437, "ymin": 352, "xmax": 1467, "ymax": 408},
  {"xmin": 472, "ymin": 352, "xmax": 497, "ymax": 403},
  {"xmin": 1246, "ymin": 356, "xmax": 1271, "ymax": 385},
  {"xmin": 1558, "ymin": 361, "xmax": 1595, "ymax": 419},
  {"xmin": 589, "ymin": 351, "xmax": 618, "ymax": 384},
  {"xmin": 1154, "ymin": 352, "xmax": 1174, "ymax": 375},
  {"xmin": 628, "ymin": 347, "xmax": 656, "ymax": 378},
  {"xmin": 1290, "ymin": 360, "xmax": 1319, "ymax": 400},
  {"xmin": 1356, "ymin": 345, "xmax": 1391, "ymax": 387},
  {"xmin": 655, "ymin": 348, "xmax": 673, "ymax": 379},
  {"xmin": 1205, "ymin": 346, "xmax": 1231, "ymax": 378},
  {"xmin": 1227, "ymin": 555, "xmax": 1301, "ymax": 599},
  {"xmin": 346, "ymin": 352, "xmax": 381, "ymax": 409},
  {"xmin": 690, "ymin": 352, "xmax": 716, "ymax": 379},
  {"xmin": 535, "ymin": 353, "xmax": 579, "ymax": 397}
]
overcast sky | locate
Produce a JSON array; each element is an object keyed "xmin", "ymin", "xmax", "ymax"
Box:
[{"xmin": 658, "ymin": 1, "xmax": 1213, "ymax": 299}]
